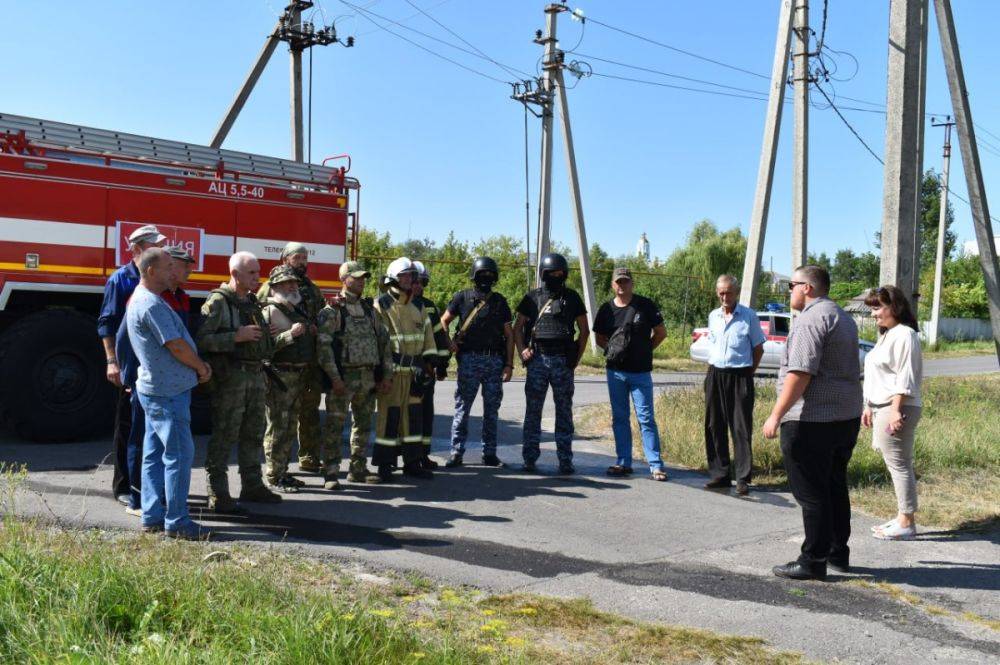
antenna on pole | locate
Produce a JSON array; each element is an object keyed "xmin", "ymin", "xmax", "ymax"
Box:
[{"xmin": 209, "ymin": 1, "xmax": 354, "ymax": 161}]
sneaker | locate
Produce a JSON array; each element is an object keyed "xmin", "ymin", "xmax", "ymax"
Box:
[
  {"xmin": 116, "ymin": 493, "xmax": 131, "ymax": 506},
  {"xmin": 421, "ymin": 456, "xmax": 440, "ymax": 470},
  {"xmin": 323, "ymin": 474, "xmax": 341, "ymax": 491},
  {"xmin": 873, "ymin": 522, "xmax": 916, "ymax": 540},
  {"xmin": 140, "ymin": 522, "xmax": 164, "ymax": 534},
  {"xmin": 125, "ymin": 505, "xmax": 142, "ymax": 517},
  {"xmin": 402, "ymin": 462, "xmax": 433, "ymax": 479},
  {"xmin": 481, "ymin": 454, "xmax": 505, "ymax": 467},
  {"xmin": 208, "ymin": 495, "xmax": 247, "ymax": 515},
  {"xmin": 240, "ymin": 485, "xmax": 283, "ymax": 503},
  {"xmin": 557, "ymin": 463, "xmax": 575, "ymax": 475},
  {"xmin": 444, "ymin": 454, "xmax": 464, "ymax": 468},
  {"xmin": 298, "ymin": 461, "xmax": 321, "ymax": 474},
  {"xmin": 165, "ymin": 521, "xmax": 213, "ymax": 541}
]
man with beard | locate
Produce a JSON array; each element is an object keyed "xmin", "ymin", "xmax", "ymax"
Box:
[
  {"xmin": 513, "ymin": 253, "xmax": 589, "ymax": 474},
  {"xmin": 410, "ymin": 261, "xmax": 452, "ymax": 470},
  {"xmin": 440, "ymin": 257, "xmax": 514, "ymax": 468},
  {"xmin": 257, "ymin": 242, "xmax": 325, "ymax": 474},
  {"xmin": 372, "ymin": 257, "xmax": 438, "ymax": 481},
  {"xmin": 197, "ymin": 252, "xmax": 287, "ymax": 511},
  {"xmin": 260, "ymin": 265, "xmax": 318, "ymax": 492},
  {"xmin": 317, "ymin": 261, "xmax": 393, "ymax": 489}
]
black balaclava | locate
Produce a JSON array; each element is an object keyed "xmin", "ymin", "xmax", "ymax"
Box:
[
  {"xmin": 542, "ymin": 272, "xmax": 566, "ymax": 291},
  {"xmin": 474, "ymin": 271, "xmax": 497, "ymax": 294}
]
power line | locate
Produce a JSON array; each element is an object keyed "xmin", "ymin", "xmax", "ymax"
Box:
[
  {"xmin": 356, "ymin": 0, "xmax": 449, "ymax": 36},
  {"xmin": 336, "ymin": 0, "xmax": 511, "ymax": 84},
  {"xmin": 582, "ymin": 14, "xmax": 770, "ymax": 81},
  {"xmin": 588, "ymin": 71, "xmax": 770, "ymax": 102},
  {"xmin": 813, "ymin": 83, "xmax": 884, "ymax": 165},
  {"xmin": 400, "ymin": 0, "xmax": 527, "ymax": 81}
]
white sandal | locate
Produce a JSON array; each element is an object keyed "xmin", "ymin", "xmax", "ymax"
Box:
[{"xmin": 873, "ymin": 522, "xmax": 916, "ymax": 540}]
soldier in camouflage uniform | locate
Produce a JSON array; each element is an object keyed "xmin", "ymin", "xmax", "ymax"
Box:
[
  {"xmin": 410, "ymin": 261, "xmax": 452, "ymax": 470},
  {"xmin": 373, "ymin": 257, "xmax": 439, "ymax": 481},
  {"xmin": 257, "ymin": 241, "xmax": 325, "ymax": 473},
  {"xmin": 196, "ymin": 251, "xmax": 284, "ymax": 511},
  {"xmin": 261, "ymin": 264, "xmax": 319, "ymax": 492},
  {"xmin": 317, "ymin": 261, "xmax": 393, "ymax": 490}
]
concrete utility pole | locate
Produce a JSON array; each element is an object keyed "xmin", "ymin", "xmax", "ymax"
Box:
[
  {"xmin": 740, "ymin": 0, "xmax": 795, "ymax": 308},
  {"xmin": 791, "ymin": 0, "xmax": 809, "ymax": 269},
  {"xmin": 928, "ymin": 117, "xmax": 953, "ymax": 347},
  {"xmin": 909, "ymin": 0, "xmax": 930, "ymax": 304},
  {"xmin": 535, "ymin": 6, "xmax": 560, "ymax": 268},
  {"xmin": 879, "ymin": 0, "xmax": 923, "ymax": 304},
  {"xmin": 210, "ymin": 1, "xmax": 351, "ymax": 160},
  {"xmin": 933, "ymin": 0, "xmax": 1000, "ymax": 360}
]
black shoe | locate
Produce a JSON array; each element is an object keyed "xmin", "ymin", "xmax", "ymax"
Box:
[
  {"xmin": 421, "ymin": 456, "xmax": 440, "ymax": 470},
  {"xmin": 557, "ymin": 463, "xmax": 575, "ymax": 475},
  {"xmin": 704, "ymin": 477, "xmax": 732, "ymax": 489},
  {"xmin": 444, "ymin": 454, "xmax": 463, "ymax": 468},
  {"xmin": 377, "ymin": 465, "xmax": 395, "ymax": 481},
  {"xmin": 828, "ymin": 558, "xmax": 850, "ymax": 574},
  {"xmin": 522, "ymin": 461, "xmax": 538, "ymax": 473},
  {"xmin": 772, "ymin": 560, "xmax": 827, "ymax": 581},
  {"xmin": 735, "ymin": 481, "xmax": 750, "ymax": 496},
  {"xmin": 481, "ymin": 454, "xmax": 504, "ymax": 467},
  {"xmin": 403, "ymin": 463, "xmax": 433, "ymax": 479}
]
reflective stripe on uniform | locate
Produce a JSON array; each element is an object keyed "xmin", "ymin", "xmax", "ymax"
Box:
[
  {"xmin": 391, "ymin": 333, "xmax": 425, "ymax": 343},
  {"xmin": 374, "ymin": 437, "xmax": 400, "ymax": 447},
  {"xmin": 435, "ymin": 349, "xmax": 451, "ymax": 357},
  {"xmin": 402, "ymin": 435, "xmax": 423, "ymax": 443},
  {"xmin": 422, "ymin": 350, "xmax": 437, "ymax": 357}
]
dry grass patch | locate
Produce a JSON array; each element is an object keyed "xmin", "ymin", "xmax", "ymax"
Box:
[{"xmin": 578, "ymin": 374, "xmax": 1000, "ymax": 530}]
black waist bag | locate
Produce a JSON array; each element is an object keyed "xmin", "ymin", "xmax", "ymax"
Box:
[{"xmin": 603, "ymin": 306, "xmax": 636, "ymax": 366}]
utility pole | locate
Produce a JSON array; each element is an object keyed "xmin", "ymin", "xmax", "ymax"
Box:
[
  {"xmin": 791, "ymin": 0, "xmax": 809, "ymax": 269},
  {"xmin": 879, "ymin": 0, "xmax": 923, "ymax": 304},
  {"xmin": 933, "ymin": 0, "xmax": 1000, "ymax": 360},
  {"xmin": 740, "ymin": 0, "xmax": 795, "ymax": 308},
  {"xmin": 210, "ymin": 1, "xmax": 352, "ymax": 160},
  {"xmin": 928, "ymin": 117, "xmax": 954, "ymax": 347},
  {"xmin": 513, "ymin": 3, "xmax": 598, "ymax": 347},
  {"xmin": 909, "ymin": 0, "xmax": 930, "ymax": 305}
]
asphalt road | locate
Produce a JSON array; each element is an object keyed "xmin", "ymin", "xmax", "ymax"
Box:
[{"xmin": 5, "ymin": 354, "xmax": 998, "ymax": 663}]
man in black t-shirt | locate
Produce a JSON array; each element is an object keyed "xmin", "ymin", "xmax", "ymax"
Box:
[
  {"xmin": 439, "ymin": 257, "xmax": 514, "ymax": 468},
  {"xmin": 513, "ymin": 253, "xmax": 590, "ymax": 474},
  {"xmin": 593, "ymin": 267, "xmax": 668, "ymax": 480}
]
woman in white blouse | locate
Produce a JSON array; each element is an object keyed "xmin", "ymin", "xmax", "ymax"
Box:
[{"xmin": 862, "ymin": 285, "xmax": 923, "ymax": 540}]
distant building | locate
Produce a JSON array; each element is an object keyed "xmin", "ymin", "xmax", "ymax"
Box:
[
  {"xmin": 962, "ymin": 238, "xmax": 1000, "ymax": 257},
  {"xmin": 636, "ymin": 232, "xmax": 650, "ymax": 262}
]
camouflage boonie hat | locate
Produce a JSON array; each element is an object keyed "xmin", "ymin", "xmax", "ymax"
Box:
[{"xmin": 269, "ymin": 264, "xmax": 299, "ymax": 284}]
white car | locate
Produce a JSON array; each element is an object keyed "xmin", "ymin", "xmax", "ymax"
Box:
[{"xmin": 690, "ymin": 312, "xmax": 874, "ymax": 374}]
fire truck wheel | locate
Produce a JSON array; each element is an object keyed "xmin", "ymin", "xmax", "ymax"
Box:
[{"xmin": 0, "ymin": 309, "xmax": 116, "ymax": 442}]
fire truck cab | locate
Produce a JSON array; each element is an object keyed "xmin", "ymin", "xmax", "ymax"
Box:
[{"xmin": 0, "ymin": 113, "xmax": 358, "ymax": 442}]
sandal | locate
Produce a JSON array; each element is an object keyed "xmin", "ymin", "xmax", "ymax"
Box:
[
  {"xmin": 873, "ymin": 522, "xmax": 916, "ymax": 540},
  {"xmin": 606, "ymin": 465, "xmax": 634, "ymax": 477},
  {"xmin": 650, "ymin": 469, "xmax": 668, "ymax": 482},
  {"xmin": 871, "ymin": 519, "xmax": 897, "ymax": 533}
]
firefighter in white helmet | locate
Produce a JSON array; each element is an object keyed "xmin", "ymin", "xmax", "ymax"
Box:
[
  {"xmin": 372, "ymin": 257, "xmax": 439, "ymax": 480},
  {"xmin": 410, "ymin": 261, "xmax": 453, "ymax": 469}
]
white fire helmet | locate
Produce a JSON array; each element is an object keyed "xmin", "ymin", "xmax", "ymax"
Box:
[
  {"xmin": 412, "ymin": 260, "xmax": 430, "ymax": 283},
  {"xmin": 386, "ymin": 256, "xmax": 417, "ymax": 282}
]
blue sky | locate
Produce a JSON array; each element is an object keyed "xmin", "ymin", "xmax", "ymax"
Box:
[{"xmin": 3, "ymin": 0, "xmax": 998, "ymax": 274}]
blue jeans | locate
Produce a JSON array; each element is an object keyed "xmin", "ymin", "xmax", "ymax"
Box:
[
  {"xmin": 125, "ymin": 390, "xmax": 146, "ymax": 510},
  {"xmin": 137, "ymin": 391, "xmax": 194, "ymax": 531},
  {"xmin": 606, "ymin": 370, "xmax": 663, "ymax": 472}
]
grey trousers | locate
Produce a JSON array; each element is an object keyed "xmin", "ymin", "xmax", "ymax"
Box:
[{"xmin": 871, "ymin": 404, "xmax": 922, "ymax": 514}]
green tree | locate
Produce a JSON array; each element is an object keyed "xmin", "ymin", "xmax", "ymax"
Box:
[{"xmin": 919, "ymin": 169, "xmax": 957, "ymax": 270}]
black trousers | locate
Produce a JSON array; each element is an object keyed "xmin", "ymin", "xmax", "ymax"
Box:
[
  {"xmin": 111, "ymin": 387, "xmax": 132, "ymax": 498},
  {"xmin": 780, "ymin": 418, "xmax": 861, "ymax": 565},
  {"xmin": 704, "ymin": 366, "xmax": 755, "ymax": 483}
]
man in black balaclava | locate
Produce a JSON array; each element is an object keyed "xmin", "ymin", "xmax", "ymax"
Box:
[
  {"xmin": 439, "ymin": 257, "xmax": 514, "ymax": 468},
  {"xmin": 513, "ymin": 253, "xmax": 589, "ymax": 474}
]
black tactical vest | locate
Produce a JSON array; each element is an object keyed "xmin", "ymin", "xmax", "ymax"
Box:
[{"xmin": 530, "ymin": 288, "xmax": 574, "ymax": 343}]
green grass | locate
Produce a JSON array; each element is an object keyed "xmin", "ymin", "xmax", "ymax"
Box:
[
  {"xmin": 579, "ymin": 374, "xmax": 1000, "ymax": 530},
  {"xmin": 921, "ymin": 338, "xmax": 996, "ymax": 358}
]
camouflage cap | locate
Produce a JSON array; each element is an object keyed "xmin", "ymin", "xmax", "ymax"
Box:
[
  {"xmin": 269, "ymin": 264, "xmax": 300, "ymax": 284},
  {"xmin": 127, "ymin": 224, "xmax": 167, "ymax": 247},
  {"xmin": 165, "ymin": 246, "xmax": 195, "ymax": 263},
  {"xmin": 281, "ymin": 241, "xmax": 308, "ymax": 259},
  {"xmin": 612, "ymin": 266, "xmax": 633, "ymax": 282},
  {"xmin": 339, "ymin": 260, "xmax": 370, "ymax": 280}
]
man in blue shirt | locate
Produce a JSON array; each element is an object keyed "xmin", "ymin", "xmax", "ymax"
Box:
[
  {"xmin": 703, "ymin": 274, "xmax": 765, "ymax": 495},
  {"xmin": 98, "ymin": 224, "xmax": 166, "ymax": 505},
  {"xmin": 126, "ymin": 247, "xmax": 213, "ymax": 539}
]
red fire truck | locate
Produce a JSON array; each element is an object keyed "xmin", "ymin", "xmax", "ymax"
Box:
[{"xmin": 0, "ymin": 113, "xmax": 358, "ymax": 441}]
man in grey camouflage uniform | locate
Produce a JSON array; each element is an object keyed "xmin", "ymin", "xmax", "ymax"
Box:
[
  {"xmin": 317, "ymin": 261, "xmax": 393, "ymax": 489},
  {"xmin": 196, "ymin": 251, "xmax": 284, "ymax": 511}
]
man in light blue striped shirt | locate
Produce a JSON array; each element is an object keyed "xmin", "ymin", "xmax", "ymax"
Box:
[{"xmin": 703, "ymin": 275, "xmax": 765, "ymax": 495}]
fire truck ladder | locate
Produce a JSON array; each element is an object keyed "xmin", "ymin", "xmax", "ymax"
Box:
[{"xmin": 0, "ymin": 112, "xmax": 356, "ymax": 192}]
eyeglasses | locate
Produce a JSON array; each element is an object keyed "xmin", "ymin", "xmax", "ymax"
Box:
[{"xmin": 788, "ymin": 281, "xmax": 808, "ymax": 291}]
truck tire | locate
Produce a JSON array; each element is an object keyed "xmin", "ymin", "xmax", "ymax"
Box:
[{"xmin": 0, "ymin": 309, "xmax": 116, "ymax": 442}]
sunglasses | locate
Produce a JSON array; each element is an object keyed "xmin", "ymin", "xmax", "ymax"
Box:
[{"xmin": 788, "ymin": 281, "xmax": 808, "ymax": 291}]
